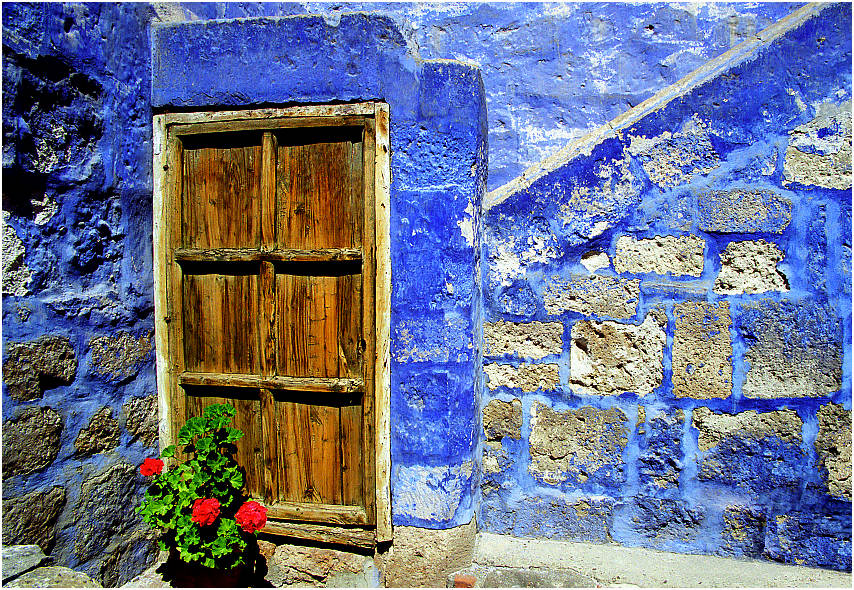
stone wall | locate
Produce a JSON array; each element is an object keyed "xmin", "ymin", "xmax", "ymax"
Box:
[
  {"xmin": 481, "ymin": 3, "xmax": 852, "ymax": 571},
  {"xmin": 2, "ymin": 3, "xmax": 161, "ymax": 585}
]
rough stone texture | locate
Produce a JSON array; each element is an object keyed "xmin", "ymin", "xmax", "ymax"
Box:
[
  {"xmin": 697, "ymin": 189, "xmax": 792, "ymax": 234},
  {"xmin": 784, "ymin": 99, "xmax": 852, "ymax": 190},
  {"xmin": 765, "ymin": 511, "xmax": 852, "ymax": 570},
  {"xmin": 2, "ymin": 211, "xmax": 32, "ymax": 296},
  {"xmin": 740, "ymin": 299, "xmax": 842, "ymax": 399},
  {"xmin": 121, "ymin": 395, "xmax": 158, "ymax": 447},
  {"xmin": 2, "ymin": 406, "xmax": 63, "ymax": 478},
  {"xmin": 5, "ymin": 566, "xmax": 101, "ymax": 588},
  {"xmin": 815, "ymin": 403, "xmax": 852, "ymax": 500},
  {"xmin": 483, "ymin": 398, "xmax": 523, "ymax": 443},
  {"xmin": 484, "ymin": 363, "xmax": 559, "ymax": 392},
  {"xmin": 529, "ymin": 402, "xmax": 628, "ymax": 485},
  {"xmin": 580, "ymin": 251, "xmax": 610, "ymax": 272},
  {"xmin": 672, "ymin": 301, "xmax": 733, "ymax": 399},
  {"xmin": 2, "ymin": 487, "xmax": 66, "ymax": 553},
  {"xmin": 543, "ymin": 275, "xmax": 639, "ymax": 319},
  {"xmin": 2, "ymin": 545, "xmax": 50, "ymax": 583},
  {"xmin": 3, "ymin": 336, "xmax": 77, "ymax": 401},
  {"xmin": 626, "ymin": 115, "xmax": 720, "ymax": 188},
  {"xmin": 638, "ymin": 408, "xmax": 684, "ymax": 490},
  {"xmin": 484, "ymin": 320, "xmax": 562, "ymax": 359},
  {"xmin": 75, "ymin": 463, "xmax": 142, "ymax": 563},
  {"xmin": 714, "ymin": 240, "xmax": 789, "ymax": 295},
  {"xmin": 91, "ymin": 531, "xmax": 158, "ymax": 588},
  {"xmin": 569, "ymin": 314, "xmax": 665, "ymax": 396},
  {"xmin": 263, "ymin": 543, "xmax": 368, "ymax": 587},
  {"xmin": 721, "ymin": 505, "xmax": 766, "ymax": 558},
  {"xmin": 88, "ymin": 332, "xmax": 152, "ymax": 381},
  {"xmin": 394, "ymin": 462, "xmax": 475, "ymax": 523},
  {"xmin": 693, "ymin": 408, "xmax": 805, "ymax": 493},
  {"xmin": 613, "ymin": 235, "xmax": 705, "ymax": 277},
  {"xmin": 452, "ymin": 563, "xmax": 598, "ymax": 588},
  {"xmin": 380, "ymin": 521, "xmax": 476, "ymax": 587},
  {"xmin": 74, "ymin": 406, "xmax": 120, "ymax": 456},
  {"xmin": 615, "ymin": 496, "xmax": 705, "ymax": 547},
  {"xmin": 511, "ymin": 496, "xmax": 614, "ymax": 543},
  {"xmin": 692, "ymin": 407, "xmax": 803, "ymax": 452}
]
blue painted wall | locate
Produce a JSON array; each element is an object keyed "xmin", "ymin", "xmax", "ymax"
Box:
[{"xmin": 481, "ymin": 3, "xmax": 852, "ymax": 571}]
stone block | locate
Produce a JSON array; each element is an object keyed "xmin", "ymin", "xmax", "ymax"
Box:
[
  {"xmin": 3, "ymin": 336, "xmax": 77, "ymax": 401},
  {"xmin": 2, "ymin": 487, "xmax": 66, "ymax": 553},
  {"xmin": 569, "ymin": 314, "xmax": 665, "ymax": 396},
  {"xmin": 765, "ymin": 511, "xmax": 852, "ymax": 571},
  {"xmin": 393, "ymin": 462, "xmax": 475, "ymax": 524},
  {"xmin": 74, "ymin": 406, "xmax": 119, "ymax": 456},
  {"xmin": 783, "ymin": 99, "xmax": 852, "ymax": 190},
  {"xmin": 483, "ymin": 320, "xmax": 563, "ymax": 359},
  {"xmin": 75, "ymin": 463, "xmax": 141, "ymax": 562},
  {"xmin": 720, "ymin": 505, "xmax": 766, "ymax": 558},
  {"xmin": 95, "ymin": 530, "xmax": 159, "ymax": 587},
  {"xmin": 3, "ymin": 407, "xmax": 63, "ymax": 479},
  {"xmin": 626, "ymin": 114, "xmax": 720, "ymax": 189},
  {"xmin": 482, "ymin": 398, "xmax": 522, "ymax": 443},
  {"xmin": 2, "ymin": 211, "xmax": 32, "ymax": 296},
  {"xmin": 121, "ymin": 395, "xmax": 158, "ymax": 447},
  {"xmin": 672, "ymin": 301, "xmax": 733, "ymax": 399},
  {"xmin": 815, "ymin": 403, "xmax": 852, "ymax": 500},
  {"xmin": 265, "ymin": 542, "xmax": 369, "ymax": 587},
  {"xmin": 613, "ymin": 235, "xmax": 705, "ymax": 277},
  {"xmin": 484, "ymin": 363, "xmax": 559, "ymax": 392},
  {"xmin": 5, "ymin": 566, "xmax": 100, "ymax": 588},
  {"xmin": 692, "ymin": 407, "xmax": 805, "ymax": 493},
  {"xmin": 713, "ymin": 240, "xmax": 788, "ymax": 295},
  {"xmin": 529, "ymin": 402, "xmax": 628, "ymax": 486},
  {"xmin": 543, "ymin": 275, "xmax": 639, "ymax": 319},
  {"xmin": 88, "ymin": 332, "xmax": 151, "ymax": 381},
  {"xmin": 615, "ymin": 496, "xmax": 705, "ymax": 547},
  {"xmin": 2, "ymin": 545, "xmax": 50, "ymax": 583},
  {"xmin": 697, "ymin": 189, "xmax": 792, "ymax": 234},
  {"xmin": 580, "ymin": 251, "xmax": 610, "ymax": 272},
  {"xmin": 510, "ymin": 496, "xmax": 614, "ymax": 543},
  {"xmin": 379, "ymin": 520, "xmax": 475, "ymax": 588},
  {"xmin": 638, "ymin": 408, "xmax": 684, "ymax": 490},
  {"xmin": 739, "ymin": 299, "xmax": 842, "ymax": 398}
]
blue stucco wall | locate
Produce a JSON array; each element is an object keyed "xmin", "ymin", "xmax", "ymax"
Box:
[
  {"xmin": 2, "ymin": 2, "xmax": 158, "ymax": 585},
  {"xmin": 481, "ymin": 3, "xmax": 851, "ymax": 571},
  {"xmin": 162, "ymin": 1, "xmax": 802, "ymax": 191}
]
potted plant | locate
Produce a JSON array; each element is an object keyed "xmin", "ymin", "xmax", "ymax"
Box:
[{"xmin": 137, "ymin": 403, "xmax": 268, "ymax": 587}]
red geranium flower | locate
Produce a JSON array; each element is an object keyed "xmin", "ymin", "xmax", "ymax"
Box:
[
  {"xmin": 191, "ymin": 498, "xmax": 220, "ymax": 527},
  {"xmin": 234, "ymin": 500, "xmax": 268, "ymax": 533},
  {"xmin": 140, "ymin": 458, "xmax": 164, "ymax": 476}
]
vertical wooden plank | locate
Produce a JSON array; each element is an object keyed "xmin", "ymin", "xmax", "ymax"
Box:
[
  {"xmin": 259, "ymin": 131, "xmax": 280, "ymax": 503},
  {"xmin": 280, "ymin": 400, "xmax": 314, "ymax": 503},
  {"xmin": 361, "ymin": 116, "xmax": 377, "ymax": 525},
  {"xmin": 168, "ymin": 133, "xmax": 187, "ymax": 450},
  {"xmin": 309, "ymin": 404, "xmax": 342, "ymax": 504},
  {"xmin": 341, "ymin": 402, "xmax": 364, "ymax": 506},
  {"xmin": 152, "ymin": 115, "xmax": 172, "ymax": 452},
  {"xmin": 374, "ymin": 104, "xmax": 393, "ymax": 541}
]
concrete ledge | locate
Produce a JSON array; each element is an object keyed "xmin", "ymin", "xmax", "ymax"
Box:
[{"xmin": 473, "ymin": 533, "xmax": 852, "ymax": 588}]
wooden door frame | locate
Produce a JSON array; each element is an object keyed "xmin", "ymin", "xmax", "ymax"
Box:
[{"xmin": 152, "ymin": 102, "xmax": 392, "ymax": 545}]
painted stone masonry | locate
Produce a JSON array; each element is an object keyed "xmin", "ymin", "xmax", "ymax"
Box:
[
  {"xmin": 2, "ymin": 1, "xmax": 852, "ymax": 587},
  {"xmin": 482, "ymin": 2, "xmax": 852, "ymax": 572}
]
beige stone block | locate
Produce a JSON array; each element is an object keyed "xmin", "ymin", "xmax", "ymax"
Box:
[
  {"xmin": 815, "ymin": 403, "xmax": 852, "ymax": 500},
  {"xmin": 543, "ymin": 275, "xmax": 639, "ymax": 319},
  {"xmin": 482, "ymin": 398, "xmax": 523, "ymax": 442},
  {"xmin": 714, "ymin": 240, "xmax": 788, "ymax": 294},
  {"xmin": 784, "ymin": 99, "xmax": 852, "ymax": 190},
  {"xmin": 484, "ymin": 320, "xmax": 563, "ymax": 359},
  {"xmin": 672, "ymin": 301, "xmax": 733, "ymax": 399},
  {"xmin": 613, "ymin": 235, "xmax": 705, "ymax": 277},
  {"xmin": 379, "ymin": 519, "xmax": 476, "ymax": 587},
  {"xmin": 692, "ymin": 407, "xmax": 803, "ymax": 451},
  {"xmin": 569, "ymin": 314, "xmax": 665, "ymax": 396},
  {"xmin": 529, "ymin": 402, "xmax": 628, "ymax": 485},
  {"xmin": 484, "ymin": 362, "xmax": 559, "ymax": 392}
]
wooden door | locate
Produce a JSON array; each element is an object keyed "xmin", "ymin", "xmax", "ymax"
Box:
[{"xmin": 154, "ymin": 105, "xmax": 391, "ymax": 547}]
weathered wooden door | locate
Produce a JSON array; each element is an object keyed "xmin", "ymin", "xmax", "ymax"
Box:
[{"xmin": 153, "ymin": 105, "xmax": 391, "ymax": 546}]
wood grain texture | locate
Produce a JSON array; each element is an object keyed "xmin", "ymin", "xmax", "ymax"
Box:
[
  {"xmin": 260, "ymin": 521, "xmax": 375, "ymax": 549},
  {"xmin": 266, "ymin": 502, "xmax": 368, "ymax": 525},
  {"xmin": 175, "ymin": 247, "xmax": 362, "ymax": 263},
  {"xmin": 179, "ymin": 372, "xmax": 364, "ymax": 392},
  {"xmin": 164, "ymin": 104, "xmax": 376, "ymax": 127}
]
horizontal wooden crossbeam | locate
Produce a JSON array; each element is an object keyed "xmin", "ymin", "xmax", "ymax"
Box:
[
  {"xmin": 179, "ymin": 371, "xmax": 364, "ymax": 393},
  {"xmin": 175, "ymin": 247, "xmax": 362, "ymax": 263}
]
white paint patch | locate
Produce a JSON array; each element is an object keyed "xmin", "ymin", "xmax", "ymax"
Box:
[
  {"xmin": 395, "ymin": 462, "xmax": 473, "ymax": 521},
  {"xmin": 580, "ymin": 251, "xmax": 610, "ymax": 273},
  {"xmin": 457, "ymin": 200, "xmax": 475, "ymax": 247},
  {"xmin": 32, "ymin": 194, "xmax": 58, "ymax": 226}
]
